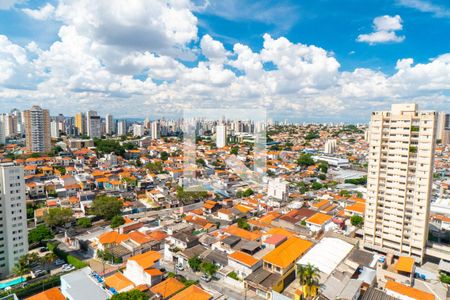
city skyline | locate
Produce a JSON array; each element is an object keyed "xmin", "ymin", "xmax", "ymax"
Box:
[{"xmin": 0, "ymin": 0, "xmax": 449, "ymax": 121}]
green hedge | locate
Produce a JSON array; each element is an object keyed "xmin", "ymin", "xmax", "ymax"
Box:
[
  {"xmin": 47, "ymin": 242, "xmax": 88, "ymax": 269},
  {"xmin": 0, "ymin": 275, "xmax": 60, "ymax": 299}
]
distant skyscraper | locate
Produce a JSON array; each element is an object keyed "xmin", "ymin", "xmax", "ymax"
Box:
[
  {"xmin": 10, "ymin": 108, "xmax": 22, "ymax": 134},
  {"xmin": 0, "ymin": 118, "xmax": 4, "ymax": 145},
  {"xmin": 0, "ymin": 163, "xmax": 28, "ymax": 277},
  {"xmin": 50, "ymin": 120, "xmax": 60, "ymax": 138},
  {"xmin": 23, "ymin": 105, "xmax": 51, "ymax": 153},
  {"xmin": 133, "ymin": 124, "xmax": 145, "ymax": 137},
  {"xmin": 74, "ymin": 112, "xmax": 86, "ymax": 136},
  {"xmin": 151, "ymin": 121, "xmax": 160, "ymax": 140},
  {"xmin": 144, "ymin": 118, "xmax": 151, "ymax": 129},
  {"xmin": 436, "ymin": 112, "xmax": 449, "ymax": 144},
  {"xmin": 0, "ymin": 114, "xmax": 17, "ymax": 137},
  {"xmin": 216, "ymin": 124, "xmax": 227, "ymax": 148},
  {"xmin": 117, "ymin": 120, "xmax": 127, "ymax": 136},
  {"xmin": 105, "ymin": 114, "xmax": 114, "ymax": 135},
  {"xmin": 364, "ymin": 104, "xmax": 436, "ymax": 262},
  {"xmin": 86, "ymin": 111, "xmax": 99, "ymax": 138}
]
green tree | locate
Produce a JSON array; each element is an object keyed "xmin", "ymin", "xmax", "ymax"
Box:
[
  {"xmin": 110, "ymin": 215, "xmax": 125, "ymax": 228},
  {"xmin": 196, "ymin": 158, "xmax": 206, "ymax": 167},
  {"xmin": 311, "ymin": 182, "xmax": 323, "ymax": 190},
  {"xmin": 297, "ymin": 153, "xmax": 315, "ymax": 167},
  {"xmin": 297, "ymin": 263, "xmax": 320, "ymax": 299},
  {"xmin": 145, "ymin": 161, "xmax": 163, "ymax": 173},
  {"xmin": 350, "ymin": 215, "xmax": 364, "ymax": 227},
  {"xmin": 344, "ymin": 176, "xmax": 367, "ymax": 185},
  {"xmin": 43, "ymin": 207, "xmax": 73, "ymax": 228},
  {"xmin": 77, "ymin": 217, "xmax": 92, "ymax": 228},
  {"xmin": 318, "ymin": 161, "xmax": 328, "ymax": 173},
  {"xmin": 160, "ymin": 151, "xmax": 169, "ymax": 161},
  {"xmin": 188, "ymin": 256, "xmax": 202, "ymax": 272},
  {"xmin": 242, "ymin": 188, "xmax": 254, "ymax": 197},
  {"xmin": 94, "ymin": 139, "xmax": 125, "ymax": 156},
  {"xmin": 111, "ymin": 290, "xmax": 149, "ymax": 300},
  {"xmin": 28, "ymin": 224, "xmax": 54, "ymax": 244},
  {"xmin": 237, "ymin": 218, "xmax": 250, "ymax": 230},
  {"xmin": 91, "ymin": 196, "xmax": 123, "ymax": 220},
  {"xmin": 13, "ymin": 255, "xmax": 31, "ymax": 276},
  {"xmin": 230, "ymin": 146, "xmax": 239, "ymax": 155},
  {"xmin": 200, "ymin": 261, "xmax": 219, "ymax": 276},
  {"xmin": 41, "ymin": 252, "xmax": 57, "ymax": 272},
  {"xmin": 318, "ymin": 174, "xmax": 326, "ymax": 180}
]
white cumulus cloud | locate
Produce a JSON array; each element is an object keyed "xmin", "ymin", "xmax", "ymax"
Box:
[
  {"xmin": 357, "ymin": 15, "xmax": 405, "ymax": 44},
  {"xmin": 22, "ymin": 3, "xmax": 55, "ymax": 20}
]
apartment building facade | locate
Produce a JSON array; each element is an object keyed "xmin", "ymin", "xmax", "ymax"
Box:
[
  {"xmin": 0, "ymin": 163, "xmax": 28, "ymax": 278},
  {"xmin": 364, "ymin": 103, "xmax": 437, "ymax": 262},
  {"xmin": 23, "ymin": 105, "xmax": 51, "ymax": 153}
]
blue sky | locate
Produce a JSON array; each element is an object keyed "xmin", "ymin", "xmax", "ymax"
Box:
[{"xmin": 0, "ymin": 0, "xmax": 449, "ymax": 122}]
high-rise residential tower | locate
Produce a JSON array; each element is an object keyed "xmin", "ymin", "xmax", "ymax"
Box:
[
  {"xmin": 216, "ymin": 124, "xmax": 227, "ymax": 148},
  {"xmin": 363, "ymin": 104, "xmax": 437, "ymax": 262},
  {"xmin": 23, "ymin": 105, "xmax": 51, "ymax": 153},
  {"xmin": 74, "ymin": 112, "xmax": 86, "ymax": 136},
  {"xmin": 105, "ymin": 114, "xmax": 114, "ymax": 135},
  {"xmin": 117, "ymin": 120, "xmax": 127, "ymax": 136},
  {"xmin": 151, "ymin": 121, "xmax": 160, "ymax": 140},
  {"xmin": 0, "ymin": 163, "xmax": 28, "ymax": 278}
]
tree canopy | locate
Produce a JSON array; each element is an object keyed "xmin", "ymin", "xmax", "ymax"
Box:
[
  {"xmin": 111, "ymin": 290, "xmax": 149, "ymax": 300},
  {"xmin": 28, "ymin": 224, "xmax": 54, "ymax": 244},
  {"xmin": 350, "ymin": 215, "xmax": 364, "ymax": 227},
  {"xmin": 297, "ymin": 153, "xmax": 315, "ymax": 167},
  {"xmin": 111, "ymin": 215, "xmax": 125, "ymax": 228},
  {"xmin": 43, "ymin": 207, "xmax": 73, "ymax": 228},
  {"xmin": 91, "ymin": 196, "xmax": 123, "ymax": 220}
]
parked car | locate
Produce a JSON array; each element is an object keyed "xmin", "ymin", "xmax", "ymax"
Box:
[
  {"xmin": 54, "ymin": 259, "xmax": 65, "ymax": 266},
  {"xmin": 176, "ymin": 264, "xmax": 184, "ymax": 271},
  {"xmin": 62, "ymin": 264, "xmax": 75, "ymax": 272},
  {"xmin": 200, "ymin": 274, "xmax": 211, "ymax": 282},
  {"xmin": 39, "ymin": 247, "xmax": 48, "ymax": 253},
  {"xmin": 32, "ymin": 269, "xmax": 48, "ymax": 278}
]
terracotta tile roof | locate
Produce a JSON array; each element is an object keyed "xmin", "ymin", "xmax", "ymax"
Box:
[
  {"xmin": 25, "ymin": 287, "xmax": 65, "ymax": 300},
  {"xmin": 394, "ymin": 256, "xmax": 415, "ymax": 273},
  {"xmin": 98, "ymin": 231, "xmax": 129, "ymax": 245},
  {"xmin": 128, "ymin": 231, "xmax": 151, "ymax": 245},
  {"xmin": 263, "ymin": 236, "xmax": 313, "ymax": 269},
  {"xmin": 149, "ymin": 277, "xmax": 185, "ymax": 298},
  {"xmin": 385, "ymin": 281, "xmax": 434, "ymax": 300},
  {"xmin": 224, "ymin": 226, "xmax": 262, "ymax": 241},
  {"xmin": 345, "ymin": 202, "xmax": 365, "ymax": 214},
  {"xmin": 128, "ymin": 250, "xmax": 161, "ymax": 269},
  {"xmin": 306, "ymin": 212, "xmax": 333, "ymax": 225},
  {"xmin": 104, "ymin": 272, "xmax": 134, "ymax": 291},
  {"xmin": 229, "ymin": 251, "xmax": 260, "ymax": 267},
  {"xmin": 265, "ymin": 227, "xmax": 295, "ymax": 238},
  {"xmin": 148, "ymin": 230, "xmax": 167, "ymax": 241},
  {"xmin": 144, "ymin": 268, "xmax": 163, "ymax": 276},
  {"xmin": 170, "ymin": 285, "xmax": 212, "ymax": 300}
]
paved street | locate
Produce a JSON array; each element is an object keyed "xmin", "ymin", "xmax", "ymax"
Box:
[{"xmin": 162, "ymin": 261, "xmax": 248, "ymax": 300}]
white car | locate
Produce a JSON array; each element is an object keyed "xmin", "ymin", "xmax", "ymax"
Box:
[
  {"xmin": 62, "ymin": 264, "xmax": 75, "ymax": 271},
  {"xmin": 55, "ymin": 259, "xmax": 65, "ymax": 266}
]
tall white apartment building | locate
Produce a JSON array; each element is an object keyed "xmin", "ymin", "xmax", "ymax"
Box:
[
  {"xmin": 0, "ymin": 163, "xmax": 28, "ymax": 278},
  {"xmin": 50, "ymin": 120, "xmax": 60, "ymax": 138},
  {"xmin": 151, "ymin": 121, "xmax": 160, "ymax": 140},
  {"xmin": 324, "ymin": 139, "xmax": 337, "ymax": 154},
  {"xmin": 364, "ymin": 104, "xmax": 437, "ymax": 262},
  {"xmin": 133, "ymin": 124, "xmax": 145, "ymax": 137},
  {"xmin": 105, "ymin": 114, "xmax": 114, "ymax": 135},
  {"xmin": 216, "ymin": 124, "xmax": 227, "ymax": 148},
  {"xmin": 117, "ymin": 121, "xmax": 127, "ymax": 136},
  {"xmin": 23, "ymin": 105, "xmax": 51, "ymax": 153}
]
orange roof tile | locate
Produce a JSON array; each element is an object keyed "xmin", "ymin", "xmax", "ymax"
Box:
[
  {"xmin": 25, "ymin": 287, "xmax": 65, "ymax": 300},
  {"xmin": 265, "ymin": 227, "xmax": 295, "ymax": 238},
  {"xmin": 170, "ymin": 285, "xmax": 212, "ymax": 300},
  {"xmin": 224, "ymin": 226, "xmax": 262, "ymax": 241},
  {"xmin": 150, "ymin": 277, "xmax": 185, "ymax": 298},
  {"xmin": 129, "ymin": 251, "xmax": 161, "ymax": 269},
  {"xmin": 104, "ymin": 272, "xmax": 134, "ymax": 291},
  {"xmin": 345, "ymin": 202, "xmax": 365, "ymax": 214},
  {"xmin": 98, "ymin": 231, "xmax": 129, "ymax": 245},
  {"xmin": 145, "ymin": 268, "xmax": 163, "ymax": 276},
  {"xmin": 229, "ymin": 251, "xmax": 259, "ymax": 267},
  {"xmin": 394, "ymin": 256, "xmax": 415, "ymax": 273},
  {"xmin": 306, "ymin": 212, "xmax": 333, "ymax": 225},
  {"xmin": 128, "ymin": 231, "xmax": 151, "ymax": 245},
  {"xmin": 385, "ymin": 281, "xmax": 434, "ymax": 300},
  {"xmin": 263, "ymin": 236, "xmax": 313, "ymax": 269}
]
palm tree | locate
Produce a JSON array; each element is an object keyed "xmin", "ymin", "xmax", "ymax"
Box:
[
  {"xmin": 41, "ymin": 252, "xmax": 57, "ymax": 273},
  {"xmin": 297, "ymin": 263, "xmax": 320, "ymax": 299}
]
